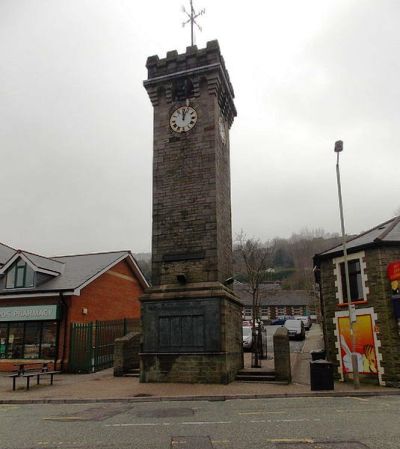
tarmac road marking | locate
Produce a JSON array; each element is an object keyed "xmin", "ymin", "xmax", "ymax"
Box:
[
  {"xmin": 266, "ymin": 438, "xmax": 315, "ymax": 443},
  {"xmin": 105, "ymin": 422, "xmax": 159, "ymax": 427},
  {"xmin": 181, "ymin": 421, "xmax": 232, "ymax": 425},
  {"xmin": 238, "ymin": 411, "xmax": 285, "ymax": 415},
  {"xmin": 335, "ymin": 408, "xmax": 387, "ymax": 413},
  {"xmin": 43, "ymin": 417, "xmax": 91, "ymax": 421},
  {"xmin": 346, "ymin": 396, "xmax": 369, "ymax": 402},
  {"xmin": 105, "ymin": 420, "xmax": 233, "ymax": 427},
  {"xmin": 105, "ymin": 417, "xmax": 323, "ymax": 428}
]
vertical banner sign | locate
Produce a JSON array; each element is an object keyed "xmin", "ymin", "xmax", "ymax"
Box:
[
  {"xmin": 387, "ymin": 261, "xmax": 400, "ymax": 294},
  {"xmin": 338, "ymin": 314, "xmax": 378, "ymax": 375}
]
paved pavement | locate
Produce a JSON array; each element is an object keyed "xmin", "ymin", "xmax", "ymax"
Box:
[{"xmin": 0, "ymin": 325, "xmax": 398, "ymax": 403}]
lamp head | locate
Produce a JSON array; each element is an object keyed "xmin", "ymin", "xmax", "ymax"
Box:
[{"xmin": 334, "ymin": 140, "xmax": 343, "ymax": 153}]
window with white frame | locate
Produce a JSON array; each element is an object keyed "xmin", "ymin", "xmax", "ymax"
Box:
[
  {"xmin": 244, "ymin": 307, "xmax": 252, "ymax": 316},
  {"xmin": 277, "ymin": 307, "xmax": 286, "ymax": 316},
  {"xmin": 334, "ymin": 251, "xmax": 369, "ymax": 304},
  {"xmin": 6, "ymin": 259, "xmax": 35, "ymax": 289},
  {"xmin": 293, "ymin": 307, "xmax": 303, "ymax": 316},
  {"xmin": 261, "ymin": 307, "xmax": 270, "ymax": 318}
]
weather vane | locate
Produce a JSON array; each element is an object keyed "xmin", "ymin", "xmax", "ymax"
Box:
[{"xmin": 182, "ymin": 0, "xmax": 205, "ymax": 46}]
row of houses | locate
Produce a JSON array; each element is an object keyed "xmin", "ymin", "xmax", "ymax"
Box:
[{"xmin": 234, "ymin": 282, "xmax": 315, "ymax": 322}]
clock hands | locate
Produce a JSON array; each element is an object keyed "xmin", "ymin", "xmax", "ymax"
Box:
[{"xmin": 182, "ymin": 106, "xmax": 189, "ymax": 121}]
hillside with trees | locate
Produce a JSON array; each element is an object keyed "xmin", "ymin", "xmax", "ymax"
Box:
[
  {"xmin": 233, "ymin": 229, "xmax": 342, "ymax": 291},
  {"xmin": 135, "ymin": 229, "xmax": 342, "ymax": 289}
]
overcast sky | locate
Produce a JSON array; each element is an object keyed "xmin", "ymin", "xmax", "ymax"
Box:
[{"xmin": 1, "ymin": 0, "xmax": 399, "ymax": 256}]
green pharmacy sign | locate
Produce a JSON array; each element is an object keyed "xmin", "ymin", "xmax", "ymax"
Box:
[{"xmin": 0, "ymin": 305, "xmax": 59, "ymax": 322}]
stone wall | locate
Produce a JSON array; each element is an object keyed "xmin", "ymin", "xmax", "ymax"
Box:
[{"xmin": 113, "ymin": 331, "xmax": 141, "ymax": 377}]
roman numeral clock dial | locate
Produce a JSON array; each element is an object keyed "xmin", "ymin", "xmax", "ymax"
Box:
[{"xmin": 169, "ymin": 106, "xmax": 198, "ymax": 133}]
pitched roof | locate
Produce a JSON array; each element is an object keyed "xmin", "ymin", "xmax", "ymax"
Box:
[
  {"xmin": 0, "ymin": 242, "xmax": 16, "ymax": 266},
  {"xmin": 0, "ymin": 249, "xmax": 65, "ymax": 275},
  {"xmin": 234, "ymin": 282, "xmax": 312, "ymax": 307},
  {"xmin": 315, "ymin": 216, "xmax": 400, "ymax": 260},
  {"xmin": 0, "ymin": 242, "xmax": 149, "ymax": 295}
]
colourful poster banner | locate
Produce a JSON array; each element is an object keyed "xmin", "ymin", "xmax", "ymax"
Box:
[
  {"xmin": 387, "ymin": 261, "xmax": 400, "ymax": 281},
  {"xmin": 338, "ymin": 314, "xmax": 378, "ymax": 375}
]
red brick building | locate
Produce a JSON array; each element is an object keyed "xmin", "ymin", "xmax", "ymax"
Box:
[{"xmin": 0, "ymin": 242, "xmax": 149, "ymax": 372}]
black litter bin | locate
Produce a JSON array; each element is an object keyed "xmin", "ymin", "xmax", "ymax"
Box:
[
  {"xmin": 310, "ymin": 360, "xmax": 334, "ymax": 391},
  {"xmin": 310, "ymin": 349, "xmax": 326, "ymax": 361}
]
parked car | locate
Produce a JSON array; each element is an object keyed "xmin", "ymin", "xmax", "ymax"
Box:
[
  {"xmin": 271, "ymin": 315, "xmax": 292, "ymax": 325},
  {"xmin": 242, "ymin": 325, "xmax": 267, "ymax": 358},
  {"xmin": 242, "ymin": 326, "xmax": 253, "ymax": 351},
  {"xmin": 295, "ymin": 315, "xmax": 312, "ymax": 330},
  {"xmin": 284, "ymin": 319, "xmax": 305, "ymax": 340}
]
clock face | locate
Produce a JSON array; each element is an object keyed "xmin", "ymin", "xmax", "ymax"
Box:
[
  {"xmin": 219, "ymin": 116, "xmax": 226, "ymax": 144},
  {"xmin": 170, "ymin": 106, "xmax": 198, "ymax": 133}
]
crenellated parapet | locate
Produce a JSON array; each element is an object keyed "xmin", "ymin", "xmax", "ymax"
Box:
[{"xmin": 143, "ymin": 40, "xmax": 237, "ymax": 127}]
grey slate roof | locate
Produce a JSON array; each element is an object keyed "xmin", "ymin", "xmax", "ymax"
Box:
[
  {"xmin": 0, "ymin": 242, "xmax": 147, "ymax": 295},
  {"xmin": 234, "ymin": 282, "xmax": 312, "ymax": 307},
  {"xmin": 23, "ymin": 251, "xmax": 65, "ymax": 274},
  {"xmin": 315, "ymin": 215, "xmax": 400, "ymax": 260},
  {"xmin": 0, "ymin": 242, "xmax": 64, "ymax": 274},
  {"xmin": 0, "ymin": 243, "xmax": 16, "ymax": 266}
]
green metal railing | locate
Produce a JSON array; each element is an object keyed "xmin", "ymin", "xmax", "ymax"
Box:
[{"xmin": 69, "ymin": 318, "xmax": 140, "ymax": 373}]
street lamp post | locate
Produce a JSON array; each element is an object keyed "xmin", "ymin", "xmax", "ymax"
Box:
[{"xmin": 334, "ymin": 140, "xmax": 360, "ymax": 389}]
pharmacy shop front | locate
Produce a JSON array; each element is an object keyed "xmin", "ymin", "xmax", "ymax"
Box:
[{"xmin": 0, "ymin": 304, "xmax": 61, "ymax": 369}]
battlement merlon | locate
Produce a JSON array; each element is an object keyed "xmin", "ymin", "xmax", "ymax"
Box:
[{"xmin": 143, "ymin": 40, "xmax": 237, "ymax": 127}]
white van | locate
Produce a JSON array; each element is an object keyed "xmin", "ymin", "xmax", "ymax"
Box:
[{"xmin": 284, "ymin": 319, "xmax": 305, "ymax": 340}]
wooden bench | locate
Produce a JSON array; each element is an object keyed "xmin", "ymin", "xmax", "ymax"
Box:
[{"xmin": 8, "ymin": 362, "xmax": 60, "ymax": 391}]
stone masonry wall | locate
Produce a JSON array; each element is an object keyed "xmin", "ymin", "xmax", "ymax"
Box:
[
  {"xmin": 144, "ymin": 41, "xmax": 236, "ymax": 287},
  {"xmin": 113, "ymin": 331, "xmax": 141, "ymax": 377}
]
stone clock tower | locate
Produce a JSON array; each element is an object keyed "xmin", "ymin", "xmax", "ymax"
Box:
[{"xmin": 140, "ymin": 40, "xmax": 243, "ymax": 384}]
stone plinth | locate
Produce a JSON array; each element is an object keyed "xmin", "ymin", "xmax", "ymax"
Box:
[
  {"xmin": 140, "ymin": 282, "xmax": 243, "ymax": 383},
  {"xmin": 273, "ymin": 327, "xmax": 291, "ymax": 383}
]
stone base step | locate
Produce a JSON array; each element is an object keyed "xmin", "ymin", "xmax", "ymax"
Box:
[
  {"xmin": 123, "ymin": 368, "xmax": 140, "ymax": 377},
  {"xmin": 235, "ymin": 370, "xmax": 276, "ymax": 382}
]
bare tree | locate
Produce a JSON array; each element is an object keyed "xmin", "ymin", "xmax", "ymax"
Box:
[
  {"xmin": 235, "ymin": 232, "xmax": 273, "ymax": 367},
  {"xmin": 282, "ymin": 228, "xmax": 340, "ymax": 290}
]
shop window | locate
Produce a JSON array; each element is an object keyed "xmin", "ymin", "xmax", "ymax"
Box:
[
  {"xmin": 0, "ymin": 323, "xmax": 7, "ymax": 359},
  {"xmin": 24, "ymin": 322, "xmax": 41, "ymax": 359},
  {"xmin": 41, "ymin": 322, "xmax": 57, "ymax": 359},
  {"xmin": 6, "ymin": 259, "xmax": 35, "ymax": 289},
  {"xmin": 0, "ymin": 321, "xmax": 58, "ymax": 359},
  {"xmin": 7, "ymin": 323, "xmax": 24, "ymax": 358}
]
